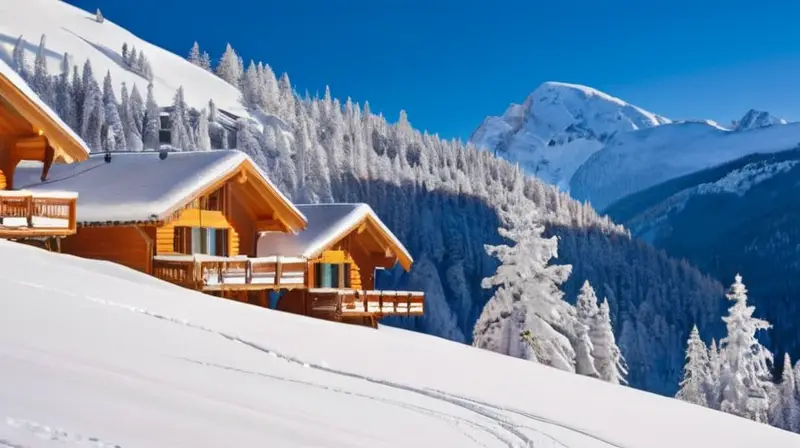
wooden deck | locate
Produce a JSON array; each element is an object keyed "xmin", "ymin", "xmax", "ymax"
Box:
[
  {"xmin": 0, "ymin": 191, "xmax": 77, "ymax": 238},
  {"xmin": 152, "ymin": 255, "xmax": 307, "ymax": 291},
  {"xmin": 308, "ymin": 288, "xmax": 425, "ymax": 318}
]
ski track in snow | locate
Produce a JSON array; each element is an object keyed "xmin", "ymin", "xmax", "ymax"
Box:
[
  {"xmin": 4, "ymin": 417, "xmax": 121, "ymax": 448},
  {"xmin": 10, "ymin": 277, "xmax": 624, "ymax": 448}
]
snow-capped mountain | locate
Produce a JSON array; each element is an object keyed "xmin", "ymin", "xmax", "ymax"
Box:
[
  {"xmin": 2, "ymin": 239, "xmax": 797, "ymax": 447},
  {"xmin": 733, "ymin": 109, "xmax": 788, "ymax": 131},
  {"xmin": 469, "ymin": 81, "xmax": 671, "ymax": 189},
  {"xmin": 0, "ymin": 0, "xmax": 247, "ymax": 117}
]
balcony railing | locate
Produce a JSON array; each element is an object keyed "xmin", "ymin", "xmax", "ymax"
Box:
[
  {"xmin": 0, "ymin": 190, "xmax": 77, "ymax": 237},
  {"xmin": 309, "ymin": 288, "xmax": 425, "ymax": 317},
  {"xmin": 152, "ymin": 254, "xmax": 307, "ymax": 291}
]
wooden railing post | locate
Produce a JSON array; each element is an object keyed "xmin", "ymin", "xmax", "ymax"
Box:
[
  {"xmin": 68, "ymin": 198, "xmax": 77, "ymax": 232},
  {"xmin": 274, "ymin": 258, "xmax": 283, "ymax": 287},
  {"xmin": 25, "ymin": 196, "xmax": 33, "ymax": 228}
]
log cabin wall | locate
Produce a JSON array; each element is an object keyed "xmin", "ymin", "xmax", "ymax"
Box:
[
  {"xmin": 228, "ymin": 190, "xmax": 257, "ymax": 257},
  {"xmin": 61, "ymin": 226, "xmax": 152, "ymax": 273}
]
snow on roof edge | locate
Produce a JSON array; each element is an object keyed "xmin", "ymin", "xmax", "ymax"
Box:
[{"xmin": 296, "ymin": 203, "xmax": 413, "ymax": 266}]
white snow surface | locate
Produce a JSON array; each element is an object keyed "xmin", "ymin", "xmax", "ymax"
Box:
[
  {"xmin": 12, "ymin": 150, "xmax": 302, "ymax": 224},
  {"xmin": 0, "ymin": 59, "xmax": 90, "ymax": 156},
  {"xmin": 0, "ymin": 240, "xmax": 797, "ymax": 448},
  {"xmin": 257, "ymin": 203, "xmax": 412, "ymax": 263},
  {"xmin": 697, "ymin": 160, "xmax": 799, "ymax": 196},
  {"xmin": 570, "ymin": 121, "xmax": 800, "ymax": 210},
  {"xmin": 469, "ymin": 81, "xmax": 670, "ymax": 190},
  {"xmin": 0, "ymin": 0, "xmax": 247, "ymax": 117}
]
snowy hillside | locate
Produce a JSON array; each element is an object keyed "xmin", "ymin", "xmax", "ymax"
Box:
[
  {"xmin": 468, "ymin": 81, "xmax": 670, "ymax": 189},
  {"xmin": 0, "ymin": 241, "xmax": 796, "ymax": 447},
  {"xmin": 0, "ymin": 0, "xmax": 246, "ymax": 117},
  {"xmin": 734, "ymin": 109, "xmax": 788, "ymax": 131}
]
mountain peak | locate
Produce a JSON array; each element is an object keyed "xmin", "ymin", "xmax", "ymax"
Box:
[
  {"xmin": 469, "ymin": 81, "xmax": 670, "ymax": 189},
  {"xmin": 733, "ymin": 109, "xmax": 787, "ymax": 131}
]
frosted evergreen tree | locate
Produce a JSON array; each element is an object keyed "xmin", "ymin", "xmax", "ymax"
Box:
[
  {"xmin": 54, "ymin": 53, "xmax": 76, "ymax": 129},
  {"xmin": 473, "ymin": 199, "xmax": 575, "ymax": 371},
  {"xmin": 676, "ymin": 325, "xmax": 711, "ymax": 407},
  {"xmin": 590, "ymin": 298, "xmax": 628, "ymax": 385},
  {"xmin": 200, "ymin": 52, "xmax": 212, "ymax": 71},
  {"xmin": 718, "ymin": 274, "xmax": 773, "ymax": 423},
  {"xmin": 241, "ymin": 61, "xmax": 261, "ymax": 110},
  {"xmin": 12, "ymin": 35, "xmax": 30, "ymax": 80},
  {"xmin": 71, "ymin": 64, "xmax": 83, "ymax": 131},
  {"xmin": 101, "ymin": 71, "xmax": 126, "ymax": 151},
  {"xmin": 770, "ymin": 354, "xmax": 799, "ymax": 432},
  {"xmin": 122, "ymin": 43, "xmax": 128, "ymax": 62},
  {"xmin": 143, "ymin": 82, "xmax": 160, "ymax": 150},
  {"xmin": 81, "ymin": 79, "xmax": 104, "ymax": 152},
  {"xmin": 119, "ymin": 82, "xmax": 131, "ymax": 143},
  {"xmin": 215, "ymin": 43, "xmax": 241, "ymax": 86},
  {"xmin": 126, "ymin": 46, "xmax": 137, "ymax": 68},
  {"xmin": 707, "ymin": 338, "xmax": 722, "ymax": 408},
  {"xmin": 32, "ymin": 34, "xmax": 53, "ymax": 105},
  {"xmin": 129, "ymin": 84, "xmax": 145, "ymax": 135},
  {"xmin": 236, "ymin": 118, "xmax": 267, "ymax": 166},
  {"xmin": 197, "ymin": 108, "xmax": 211, "ymax": 151},
  {"xmin": 169, "ymin": 86, "xmax": 194, "ymax": 151},
  {"xmin": 187, "ymin": 42, "xmax": 201, "ymax": 65},
  {"xmin": 574, "ymin": 281, "xmax": 600, "ymax": 378},
  {"xmin": 95, "ymin": 8, "xmax": 104, "ymax": 23}
]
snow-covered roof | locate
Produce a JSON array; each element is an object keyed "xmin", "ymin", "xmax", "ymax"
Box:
[
  {"xmin": 0, "ymin": 59, "xmax": 90, "ymax": 161},
  {"xmin": 13, "ymin": 150, "xmax": 306, "ymax": 228},
  {"xmin": 257, "ymin": 203, "xmax": 413, "ymax": 270}
]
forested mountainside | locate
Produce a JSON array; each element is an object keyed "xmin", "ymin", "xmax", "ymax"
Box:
[
  {"xmin": 8, "ymin": 28, "xmax": 726, "ymax": 395},
  {"xmin": 605, "ymin": 148, "xmax": 800, "ymax": 366}
]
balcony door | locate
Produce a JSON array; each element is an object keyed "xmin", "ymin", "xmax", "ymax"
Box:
[{"xmin": 314, "ymin": 263, "xmax": 351, "ymax": 288}]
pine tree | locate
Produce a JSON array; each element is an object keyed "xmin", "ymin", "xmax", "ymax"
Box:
[
  {"xmin": 770, "ymin": 354, "xmax": 799, "ymax": 432},
  {"xmin": 169, "ymin": 86, "xmax": 191, "ymax": 150},
  {"xmin": 122, "ymin": 43, "xmax": 128, "ymax": 62},
  {"xmin": 200, "ymin": 52, "xmax": 212, "ymax": 71},
  {"xmin": 71, "ymin": 64, "xmax": 84, "ymax": 131},
  {"xmin": 127, "ymin": 84, "xmax": 145, "ymax": 151},
  {"xmin": 81, "ymin": 78, "xmax": 104, "ymax": 152},
  {"xmin": 215, "ymin": 43, "xmax": 241, "ymax": 86},
  {"xmin": 718, "ymin": 274, "xmax": 773, "ymax": 423},
  {"xmin": 95, "ymin": 8, "xmax": 104, "ymax": 23},
  {"xmin": 54, "ymin": 53, "xmax": 76, "ymax": 129},
  {"xmin": 101, "ymin": 71, "xmax": 126, "ymax": 151},
  {"xmin": 574, "ymin": 280, "xmax": 600, "ymax": 378},
  {"xmin": 707, "ymin": 338, "xmax": 722, "ymax": 408},
  {"xmin": 187, "ymin": 41, "xmax": 201, "ymax": 65},
  {"xmin": 676, "ymin": 325, "xmax": 711, "ymax": 407},
  {"xmin": 197, "ymin": 108, "xmax": 211, "ymax": 150},
  {"xmin": 143, "ymin": 82, "xmax": 160, "ymax": 150},
  {"xmin": 12, "ymin": 35, "xmax": 30, "ymax": 80},
  {"xmin": 241, "ymin": 60, "xmax": 261, "ymax": 110},
  {"xmin": 127, "ymin": 46, "xmax": 137, "ymax": 68},
  {"xmin": 590, "ymin": 298, "xmax": 628, "ymax": 385},
  {"xmin": 473, "ymin": 199, "xmax": 575, "ymax": 370},
  {"xmin": 32, "ymin": 34, "xmax": 53, "ymax": 105},
  {"xmin": 119, "ymin": 82, "xmax": 131, "ymax": 144}
]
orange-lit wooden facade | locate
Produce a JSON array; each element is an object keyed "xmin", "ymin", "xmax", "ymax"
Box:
[{"xmin": 0, "ymin": 63, "xmax": 87, "ymax": 239}]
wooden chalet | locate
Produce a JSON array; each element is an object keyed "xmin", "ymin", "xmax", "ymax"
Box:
[
  {"xmin": 14, "ymin": 150, "xmax": 424, "ymax": 327},
  {"xmin": 257, "ymin": 203, "xmax": 424, "ymax": 328},
  {"xmin": 0, "ymin": 60, "xmax": 89, "ymax": 240}
]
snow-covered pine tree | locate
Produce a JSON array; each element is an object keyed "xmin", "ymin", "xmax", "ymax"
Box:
[
  {"xmin": 187, "ymin": 42, "xmax": 201, "ymax": 66},
  {"xmin": 32, "ymin": 34, "xmax": 54, "ymax": 106},
  {"xmin": 55, "ymin": 53, "xmax": 76, "ymax": 129},
  {"xmin": 215, "ymin": 43, "xmax": 241, "ymax": 86},
  {"xmin": 95, "ymin": 8, "xmax": 104, "ymax": 23},
  {"xmin": 12, "ymin": 35, "xmax": 30, "ymax": 80},
  {"xmin": 81, "ymin": 78, "xmax": 104, "ymax": 152},
  {"xmin": 126, "ymin": 46, "xmax": 137, "ymax": 68},
  {"xmin": 143, "ymin": 82, "xmax": 160, "ymax": 150},
  {"xmin": 236, "ymin": 118, "xmax": 267, "ymax": 166},
  {"xmin": 122, "ymin": 43, "xmax": 128, "ymax": 62},
  {"xmin": 770, "ymin": 354, "xmax": 799, "ymax": 432},
  {"xmin": 590, "ymin": 298, "xmax": 628, "ymax": 385},
  {"xmin": 197, "ymin": 108, "xmax": 211, "ymax": 151},
  {"xmin": 574, "ymin": 280, "xmax": 600, "ymax": 378},
  {"xmin": 473, "ymin": 198, "xmax": 576, "ymax": 371},
  {"xmin": 707, "ymin": 338, "xmax": 721, "ymax": 408},
  {"xmin": 200, "ymin": 52, "xmax": 212, "ymax": 72},
  {"xmin": 71, "ymin": 64, "xmax": 83, "ymax": 131},
  {"xmin": 102, "ymin": 71, "xmax": 126, "ymax": 151},
  {"xmin": 129, "ymin": 84, "xmax": 145, "ymax": 136},
  {"xmin": 718, "ymin": 274, "xmax": 773, "ymax": 423},
  {"xmin": 169, "ymin": 86, "xmax": 192, "ymax": 151},
  {"xmin": 119, "ymin": 82, "xmax": 131, "ymax": 144},
  {"xmin": 676, "ymin": 325, "xmax": 711, "ymax": 407},
  {"xmin": 241, "ymin": 61, "xmax": 261, "ymax": 110}
]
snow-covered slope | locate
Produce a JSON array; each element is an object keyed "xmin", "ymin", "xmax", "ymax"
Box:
[
  {"xmin": 0, "ymin": 0, "xmax": 246, "ymax": 116},
  {"xmin": 571, "ymin": 120, "xmax": 800, "ymax": 211},
  {"xmin": 469, "ymin": 81, "xmax": 670, "ymax": 189},
  {"xmin": 0, "ymin": 241, "xmax": 796, "ymax": 447},
  {"xmin": 734, "ymin": 109, "xmax": 788, "ymax": 131}
]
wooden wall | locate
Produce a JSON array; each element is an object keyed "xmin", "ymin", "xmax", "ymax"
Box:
[
  {"xmin": 62, "ymin": 226, "xmax": 152, "ymax": 273},
  {"xmin": 228, "ymin": 192, "xmax": 256, "ymax": 257},
  {"xmin": 154, "ymin": 208, "xmax": 240, "ymax": 256},
  {"xmin": 306, "ymin": 234, "xmax": 379, "ymax": 290},
  {"xmin": 0, "ymin": 168, "xmax": 6, "ymax": 190}
]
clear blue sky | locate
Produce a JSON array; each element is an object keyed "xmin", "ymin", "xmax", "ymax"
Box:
[{"xmin": 68, "ymin": 0, "xmax": 800, "ymax": 140}]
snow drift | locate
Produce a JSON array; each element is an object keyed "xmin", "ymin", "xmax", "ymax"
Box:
[{"xmin": 0, "ymin": 240, "xmax": 796, "ymax": 447}]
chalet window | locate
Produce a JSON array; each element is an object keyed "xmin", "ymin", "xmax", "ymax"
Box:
[
  {"xmin": 314, "ymin": 262, "xmax": 351, "ymax": 288},
  {"xmin": 174, "ymin": 227, "xmax": 227, "ymax": 256}
]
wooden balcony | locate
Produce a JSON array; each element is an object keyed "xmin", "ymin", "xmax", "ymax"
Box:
[
  {"xmin": 152, "ymin": 254, "xmax": 307, "ymax": 292},
  {"xmin": 0, "ymin": 190, "xmax": 77, "ymax": 238},
  {"xmin": 309, "ymin": 288, "xmax": 425, "ymax": 318}
]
